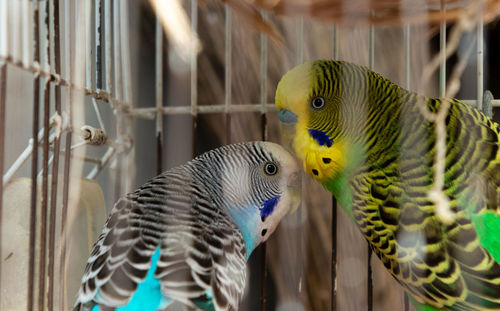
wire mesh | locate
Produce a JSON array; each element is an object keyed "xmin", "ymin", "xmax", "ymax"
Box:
[{"xmin": 0, "ymin": 0, "xmax": 498, "ymax": 310}]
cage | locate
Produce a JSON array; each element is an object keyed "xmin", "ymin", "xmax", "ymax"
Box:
[{"xmin": 1, "ymin": 0, "xmax": 500, "ymax": 310}]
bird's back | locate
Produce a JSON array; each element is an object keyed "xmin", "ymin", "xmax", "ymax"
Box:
[
  {"xmin": 74, "ymin": 164, "xmax": 246, "ymax": 311},
  {"xmin": 351, "ymin": 92, "xmax": 500, "ymax": 310}
]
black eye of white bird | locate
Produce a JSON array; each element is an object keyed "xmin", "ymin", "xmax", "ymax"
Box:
[
  {"xmin": 264, "ymin": 162, "xmax": 278, "ymax": 176},
  {"xmin": 311, "ymin": 96, "xmax": 325, "ymax": 109}
]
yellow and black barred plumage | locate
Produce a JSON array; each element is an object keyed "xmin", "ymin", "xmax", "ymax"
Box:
[{"xmin": 276, "ymin": 60, "xmax": 500, "ymax": 311}]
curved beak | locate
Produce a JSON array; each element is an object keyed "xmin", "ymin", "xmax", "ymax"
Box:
[
  {"xmin": 278, "ymin": 110, "xmax": 298, "ymax": 153},
  {"xmin": 278, "ymin": 109, "xmax": 298, "ymax": 124}
]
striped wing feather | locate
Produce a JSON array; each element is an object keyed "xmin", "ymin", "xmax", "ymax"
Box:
[
  {"xmin": 303, "ymin": 61, "xmax": 500, "ymax": 310},
  {"xmin": 350, "ymin": 96, "xmax": 500, "ymax": 311},
  {"xmin": 75, "ymin": 168, "xmax": 247, "ymax": 311},
  {"xmin": 155, "ymin": 193, "xmax": 247, "ymax": 311}
]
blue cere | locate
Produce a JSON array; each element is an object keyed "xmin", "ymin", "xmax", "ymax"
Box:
[
  {"xmin": 308, "ymin": 128, "xmax": 333, "ymax": 147},
  {"xmin": 278, "ymin": 109, "xmax": 298, "ymax": 124},
  {"xmin": 261, "ymin": 196, "xmax": 280, "ymax": 220}
]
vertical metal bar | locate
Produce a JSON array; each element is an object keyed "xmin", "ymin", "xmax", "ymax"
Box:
[
  {"xmin": 296, "ymin": 18, "xmax": 304, "ymax": 64},
  {"xmin": 85, "ymin": 0, "xmax": 92, "ymax": 89},
  {"xmin": 259, "ymin": 11, "xmax": 268, "ymax": 311},
  {"xmin": 191, "ymin": 0, "xmax": 198, "ymax": 117},
  {"xmin": 38, "ymin": 2, "xmax": 52, "ymax": 309},
  {"xmin": 0, "ymin": 0, "xmax": 7, "ymax": 58},
  {"xmin": 95, "ymin": 0, "xmax": 102, "ymax": 90},
  {"xmin": 104, "ymin": 0, "xmax": 112, "ymax": 94},
  {"xmin": 331, "ymin": 23, "xmax": 338, "ymax": 311},
  {"xmin": 59, "ymin": 123, "xmax": 71, "ymax": 310},
  {"xmin": 439, "ymin": 1, "xmax": 446, "ymax": 98},
  {"xmin": 16, "ymin": 1, "xmax": 23, "ymax": 63},
  {"xmin": 331, "ymin": 199, "xmax": 337, "ymax": 311},
  {"xmin": 38, "ymin": 81, "xmax": 50, "ymax": 311},
  {"xmin": 28, "ymin": 2, "xmax": 40, "ymax": 309},
  {"xmin": 260, "ymin": 11, "xmax": 268, "ymax": 134},
  {"xmin": 22, "ymin": 0, "xmax": 30, "ymax": 67},
  {"xmin": 190, "ymin": 0, "xmax": 198, "ymax": 156},
  {"xmin": 367, "ymin": 23, "xmax": 375, "ymax": 311},
  {"xmin": 113, "ymin": 0, "xmax": 123, "ymax": 199},
  {"xmin": 367, "ymin": 247, "xmax": 373, "ymax": 311},
  {"xmin": 332, "ymin": 25, "xmax": 338, "ymax": 60},
  {"xmin": 113, "ymin": 0, "xmax": 127, "ymax": 198},
  {"xmin": 477, "ymin": 20, "xmax": 483, "ymax": 110},
  {"xmin": 369, "ymin": 26, "xmax": 374, "ymax": 69},
  {"xmin": 224, "ymin": 4, "xmax": 231, "ymax": 145},
  {"xmin": 403, "ymin": 23, "xmax": 410, "ymax": 311},
  {"xmin": 0, "ymin": 61, "xmax": 7, "ymax": 309},
  {"xmin": 121, "ymin": 3, "xmax": 132, "ymax": 187},
  {"xmin": 120, "ymin": 1, "xmax": 132, "ymax": 104},
  {"xmin": 47, "ymin": 0, "xmax": 62, "ymax": 309},
  {"xmin": 48, "ymin": 0, "xmax": 55, "ymax": 74},
  {"xmin": 29, "ymin": 81, "xmax": 40, "ymax": 311},
  {"xmin": 295, "ymin": 16, "xmax": 304, "ymax": 306},
  {"xmin": 403, "ymin": 25, "xmax": 411, "ymax": 89},
  {"xmin": 12, "ymin": 0, "xmax": 20, "ymax": 63},
  {"xmin": 113, "ymin": 0, "xmax": 122, "ymax": 100},
  {"xmin": 120, "ymin": 0, "xmax": 134, "ymax": 192},
  {"xmin": 64, "ymin": 0, "xmax": 71, "ymax": 80},
  {"xmin": 156, "ymin": 17, "xmax": 163, "ymax": 174},
  {"xmin": 58, "ymin": 0, "xmax": 73, "ymax": 309}
]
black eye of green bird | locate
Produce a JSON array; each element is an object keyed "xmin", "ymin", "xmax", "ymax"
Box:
[
  {"xmin": 264, "ymin": 162, "xmax": 278, "ymax": 176},
  {"xmin": 311, "ymin": 96, "xmax": 325, "ymax": 109}
]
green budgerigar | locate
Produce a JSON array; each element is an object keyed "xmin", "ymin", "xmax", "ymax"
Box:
[{"xmin": 276, "ymin": 60, "xmax": 500, "ymax": 311}]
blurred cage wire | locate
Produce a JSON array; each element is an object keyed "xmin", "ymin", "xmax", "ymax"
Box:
[{"xmin": 1, "ymin": 0, "xmax": 500, "ymax": 311}]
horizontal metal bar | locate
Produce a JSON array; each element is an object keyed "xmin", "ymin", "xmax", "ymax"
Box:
[
  {"xmin": 463, "ymin": 99, "xmax": 500, "ymax": 107},
  {"xmin": 3, "ymin": 54, "xmax": 498, "ymax": 118},
  {"xmin": 135, "ymin": 104, "xmax": 277, "ymax": 116},
  {"xmin": 0, "ymin": 55, "xmax": 130, "ymax": 108},
  {"xmin": 125, "ymin": 98, "xmax": 500, "ymax": 118}
]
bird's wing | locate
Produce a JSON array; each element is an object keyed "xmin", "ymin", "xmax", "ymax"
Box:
[
  {"xmin": 74, "ymin": 173, "xmax": 191, "ymax": 310},
  {"xmin": 155, "ymin": 196, "xmax": 247, "ymax": 311},
  {"xmin": 390, "ymin": 100, "xmax": 500, "ymax": 310},
  {"xmin": 74, "ymin": 194, "xmax": 160, "ymax": 309}
]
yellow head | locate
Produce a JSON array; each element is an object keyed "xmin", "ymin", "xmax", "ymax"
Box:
[{"xmin": 275, "ymin": 60, "xmax": 365, "ymax": 184}]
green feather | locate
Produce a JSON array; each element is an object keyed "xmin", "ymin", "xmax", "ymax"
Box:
[
  {"xmin": 472, "ymin": 211, "xmax": 500, "ymax": 264},
  {"xmin": 408, "ymin": 295, "xmax": 442, "ymax": 311},
  {"xmin": 276, "ymin": 59, "xmax": 500, "ymax": 310}
]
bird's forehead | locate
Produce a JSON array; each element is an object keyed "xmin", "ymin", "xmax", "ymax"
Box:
[
  {"xmin": 276, "ymin": 62, "xmax": 314, "ymax": 113},
  {"xmin": 260, "ymin": 142, "xmax": 296, "ymax": 168}
]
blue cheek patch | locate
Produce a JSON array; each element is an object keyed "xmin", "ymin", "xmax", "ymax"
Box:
[
  {"xmin": 261, "ymin": 196, "xmax": 280, "ymax": 221},
  {"xmin": 308, "ymin": 128, "xmax": 333, "ymax": 147}
]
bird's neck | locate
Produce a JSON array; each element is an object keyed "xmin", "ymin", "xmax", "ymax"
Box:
[
  {"xmin": 329, "ymin": 84, "xmax": 427, "ymax": 215},
  {"xmin": 226, "ymin": 205, "xmax": 260, "ymax": 259},
  {"xmin": 348, "ymin": 81, "xmax": 430, "ymax": 168}
]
